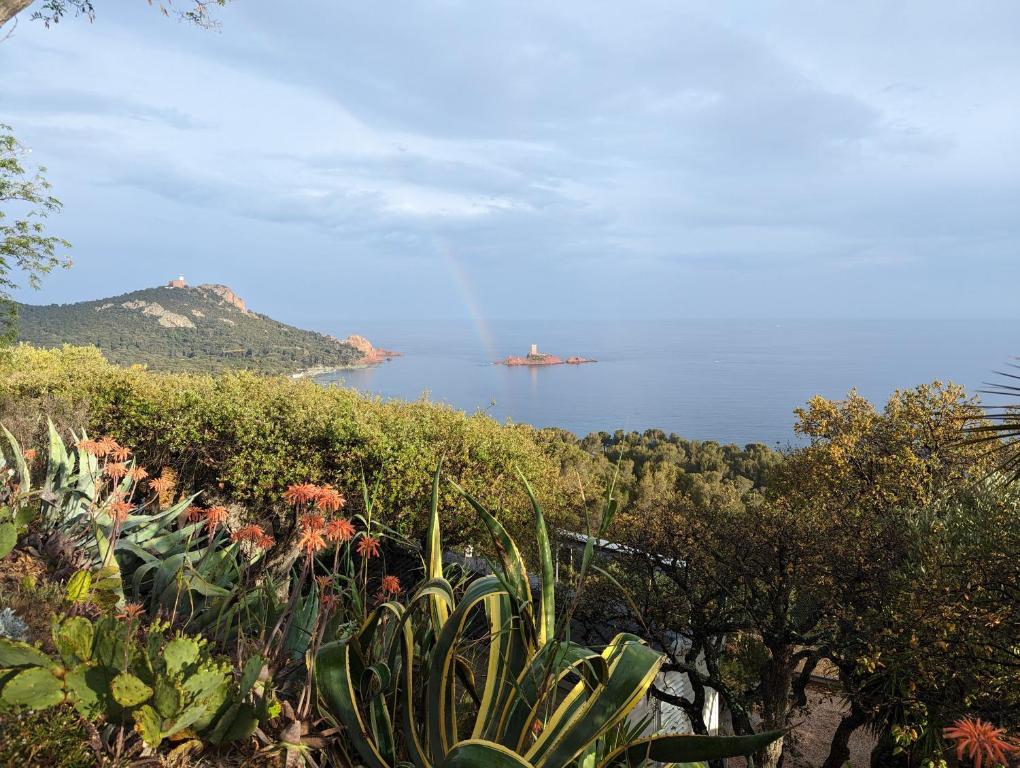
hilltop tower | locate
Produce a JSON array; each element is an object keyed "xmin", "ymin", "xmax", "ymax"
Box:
[
  {"xmin": 530, "ymin": 343, "xmax": 538, "ymax": 356},
  {"xmin": 168, "ymin": 275, "xmax": 187, "ymax": 288}
]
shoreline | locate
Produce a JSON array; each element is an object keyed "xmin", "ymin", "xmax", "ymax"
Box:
[{"xmin": 291, "ymin": 354, "xmax": 399, "ymax": 380}]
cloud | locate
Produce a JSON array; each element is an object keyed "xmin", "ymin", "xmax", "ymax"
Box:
[{"xmin": 1, "ymin": 0, "xmax": 1019, "ymax": 318}]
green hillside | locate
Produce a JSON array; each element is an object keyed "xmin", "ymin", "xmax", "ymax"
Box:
[{"xmin": 16, "ymin": 281, "xmax": 364, "ymax": 375}]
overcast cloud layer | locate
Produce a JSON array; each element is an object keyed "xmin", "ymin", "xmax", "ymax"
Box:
[{"xmin": 3, "ymin": 1, "xmax": 1019, "ymax": 323}]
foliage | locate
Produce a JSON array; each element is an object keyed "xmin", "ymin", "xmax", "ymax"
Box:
[
  {"xmin": 0, "ymin": 612, "xmax": 262, "ymax": 750},
  {"xmin": 6, "ymin": 0, "xmax": 230, "ymax": 29},
  {"xmin": 17, "ymin": 284, "xmax": 365, "ymax": 375},
  {"xmin": 0, "ymin": 124, "xmax": 70, "ymax": 343},
  {"xmin": 0, "ymin": 344, "xmax": 574, "ymax": 544},
  {"xmin": 0, "ymin": 606, "xmax": 28, "ymax": 640},
  {"xmin": 575, "ymin": 383, "xmax": 999, "ymax": 768},
  {"xmin": 848, "ymin": 483, "xmax": 1020, "ymax": 766},
  {"xmin": 315, "ymin": 465, "xmax": 783, "ymax": 768}
]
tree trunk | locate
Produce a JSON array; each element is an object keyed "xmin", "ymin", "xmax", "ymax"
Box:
[
  {"xmin": 0, "ymin": 0, "xmax": 34, "ymax": 30},
  {"xmin": 821, "ymin": 699, "xmax": 868, "ymax": 768},
  {"xmin": 756, "ymin": 643, "xmax": 795, "ymax": 768}
]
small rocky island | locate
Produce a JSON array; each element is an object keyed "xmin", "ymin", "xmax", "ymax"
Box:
[{"xmin": 497, "ymin": 344, "xmax": 596, "ymax": 367}]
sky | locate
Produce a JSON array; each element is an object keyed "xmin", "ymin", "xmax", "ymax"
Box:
[{"xmin": 3, "ymin": 0, "xmax": 1020, "ymax": 328}]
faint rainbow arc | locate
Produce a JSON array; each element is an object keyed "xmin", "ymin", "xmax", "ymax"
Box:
[{"xmin": 438, "ymin": 242, "xmax": 499, "ymax": 362}]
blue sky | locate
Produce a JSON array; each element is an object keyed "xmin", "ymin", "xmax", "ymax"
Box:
[{"xmin": 3, "ymin": 1, "xmax": 1020, "ymax": 326}]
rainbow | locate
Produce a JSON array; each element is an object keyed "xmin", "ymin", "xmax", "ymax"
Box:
[{"xmin": 438, "ymin": 241, "xmax": 498, "ymax": 362}]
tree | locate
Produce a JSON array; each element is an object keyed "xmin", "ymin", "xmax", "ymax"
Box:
[
  {"xmin": 779, "ymin": 384, "xmax": 995, "ymax": 768},
  {"xmin": 581, "ymin": 384, "xmax": 993, "ymax": 768},
  {"xmin": 842, "ymin": 482, "xmax": 1020, "ymax": 767},
  {"xmin": 0, "ymin": 124, "xmax": 70, "ymax": 342},
  {"xmin": 0, "ymin": 0, "xmax": 229, "ymax": 32}
]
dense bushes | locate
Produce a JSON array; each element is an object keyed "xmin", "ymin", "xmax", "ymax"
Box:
[{"xmin": 0, "ymin": 345, "xmax": 580, "ymax": 544}]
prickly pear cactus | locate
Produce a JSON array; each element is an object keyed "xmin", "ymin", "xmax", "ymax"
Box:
[{"xmin": 0, "ymin": 615, "xmax": 260, "ymax": 749}]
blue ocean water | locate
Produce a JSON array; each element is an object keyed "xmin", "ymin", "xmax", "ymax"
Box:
[{"xmin": 315, "ymin": 319, "xmax": 1019, "ymax": 447}]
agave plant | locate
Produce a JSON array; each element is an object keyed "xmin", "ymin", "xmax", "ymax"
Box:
[{"xmin": 316, "ymin": 464, "xmax": 782, "ymax": 768}]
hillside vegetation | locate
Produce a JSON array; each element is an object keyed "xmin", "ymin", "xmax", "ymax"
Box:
[
  {"xmin": 0, "ymin": 344, "xmax": 575, "ymax": 544},
  {"xmin": 16, "ymin": 282, "xmax": 364, "ymax": 375}
]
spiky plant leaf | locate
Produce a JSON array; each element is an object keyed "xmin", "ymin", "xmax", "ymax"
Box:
[
  {"xmin": 54, "ymin": 616, "xmax": 94, "ymax": 663},
  {"xmin": 111, "ymin": 672, "xmax": 153, "ymax": 707},
  {"xmin": 0, "ymin": 522, "xmax": 15, "ymax": 559},
  {"xmin": 0, "ymin": 637, "xmax": 53, "ymax": 668},
  {"xmin": 1, "ymin": 666, "xmax": 64, "ymax": 708}
]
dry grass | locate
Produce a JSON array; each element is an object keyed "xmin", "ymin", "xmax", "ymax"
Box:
[{"xmin": 0, "ymin": 549, "xmax": 63, "ymax": 651}]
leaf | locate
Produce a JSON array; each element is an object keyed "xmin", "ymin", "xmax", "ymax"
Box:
[
  {"xmin": 111, "ymin": 672, "xmax": 154, "ymax": 707},
  {"xmin": 134, "ymin": 703, "xmax": 164, "ymax": 748},
  {"xmin": 518, "ymin": 471, "xmax": 554, "ymax": 646},
  {"xmin": 153, "ymin": 676, "xmax": 182, "ymax": 719},
  {"xmin": 2, "ymin": 425, "xmax": 30, "ymax": 496},
  {"xmin": 1, "ymin": 666, "xmax": 64, "ymax": 709},
  {"xmin": 64, "ymin": 570, "xmax": 93, "ymax": 603},
  {"xmin": 0, "ymin": 522, "xmax": 15, "ymax": 559},
  {"xmin": 0, "ymin": 637, "xmax": 54, "ymax": 668},
  {"xmin": 316, "ymin": 640, "xmax": 392, "ymax": 768},
  {"xmin": 239, "ymin": 654, "xmax": 265, "ymax": 699},
  {"xmin": 55, "ymin": 616, "xmax": 94, "ymax": 663},
  {"xmin": 64, "ymin": 664, "xmax": 105, "ymax": 717},
  {"xmin": 440, "ymin": 740, "xmax": 534, "ymax": 768},
  {"xmin": 207, "ymin": 701, "xmax": 260, "ymax": 745},
  {"xmin": 164, "ymin": 636, "xmax": 201, "ymax": 675}
]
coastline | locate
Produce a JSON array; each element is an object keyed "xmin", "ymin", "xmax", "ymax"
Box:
[{"xmin": 292, "ymin": 350, "xmax": 401, "ymax": 380}]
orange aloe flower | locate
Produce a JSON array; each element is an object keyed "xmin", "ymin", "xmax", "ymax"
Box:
[
  {"xmin": 184, "ymin": 505, "xmax": 205, "ymax": 523},
  {"xmin": 255, "ymin": 533, "xmax": 276, "ymax": 550},
  {"xmin": 116, "ymin": 602, "xmax": 146, "ymax": 620},
  {"xmin": 944, "ymin": 717, "xmax": 1018, "ymax": 768},
  {"xmin": 97, "ymin": 437, "xmax": 120, "ymax": 457},
  {"xmin": 299, "ymin": 512, "xmax": 325, "ymax": 532},
  {"xmin": 315, "ymin": 485, "xmax": 346, "ymax": 513},
  {"xmin": 325, "ymin": 518, "xmax": 356, "ymax": 543},
  {"xmin": 205, "ymin": 506, "xmax": 230, "ymax": 534},
  {"xmin": 314, "ymin": 575, "xmax": 332, "ymax": 591},
  {"xmin": 380, "ymin": 575, "xmax": 401, "ymax": 596},
  {"xmin": 357, "ymin": 535, "xmax": 381, "ymax": 559},
  {"xmin": 149, "ymin": 476, "xmax": 174, "ymax": 495},
  {"xmin": 105, "ymin": 462, "xmax": 129, "ymax": 481},
  {"xmin": 77, "ymin": 438, "xmax": 104, "ymax": 456},
  {"xmin": 109, "ymin": 444, "xmax": 131, "ymax": 462},
  {"xmin": 108, "ymin": 498, "xmax": 134, "ymax": 522},
  {"xmin": 283, "ymin": 483, "xmax": 320, "ymax": 506},
  {"xmin": 22, "ymin": 448, "xmax": 38, "ymax": 463},
  {"xmin": 128, "ymin": 466, "xmax": 149, "ymax": 482},
  {"xmin": 298, "ymin": 526, "xmax": 327, "ymax": 556},
  {"xmin": 231, "ymin": 523, "xmax": 267, "ymax": 543}
]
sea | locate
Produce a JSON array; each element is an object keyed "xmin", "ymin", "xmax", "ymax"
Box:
[{"xmin": 314, "ymin": 318, "xmax": 1019, "ymax": 448}]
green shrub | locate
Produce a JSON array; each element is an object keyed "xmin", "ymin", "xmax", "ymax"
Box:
[{"xmin": 0, "ymin": 344, "xmax": 585, "ymax": 543}]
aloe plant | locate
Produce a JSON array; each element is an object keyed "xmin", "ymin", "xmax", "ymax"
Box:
[
  {"xmin": 0, "ymin": 422, "xmax": 265, "ymax": 623},
  {"xmin": 316, "ymin": 465, "xmax": 782, "ymax": 768}
]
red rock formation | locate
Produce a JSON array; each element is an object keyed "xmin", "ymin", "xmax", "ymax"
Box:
[
  {"xmin": 339, "ymin": 334, "xmax": 400, "ymax": 364},
  {"xmin": 498, "ymin": 350, "xmax": 595, "ymax": 366}
]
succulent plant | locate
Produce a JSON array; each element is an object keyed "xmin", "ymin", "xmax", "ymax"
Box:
[
  {"xmin": 316, "ymin": 465, "xmax": 784, "ymax": 768},
  {"xmin": 0, "ymin": 608, "xmax": 28, "ymax": 642},
  {"xmin": 0, "ymin": 615, "xmax": 264, "ymax": 749}
]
